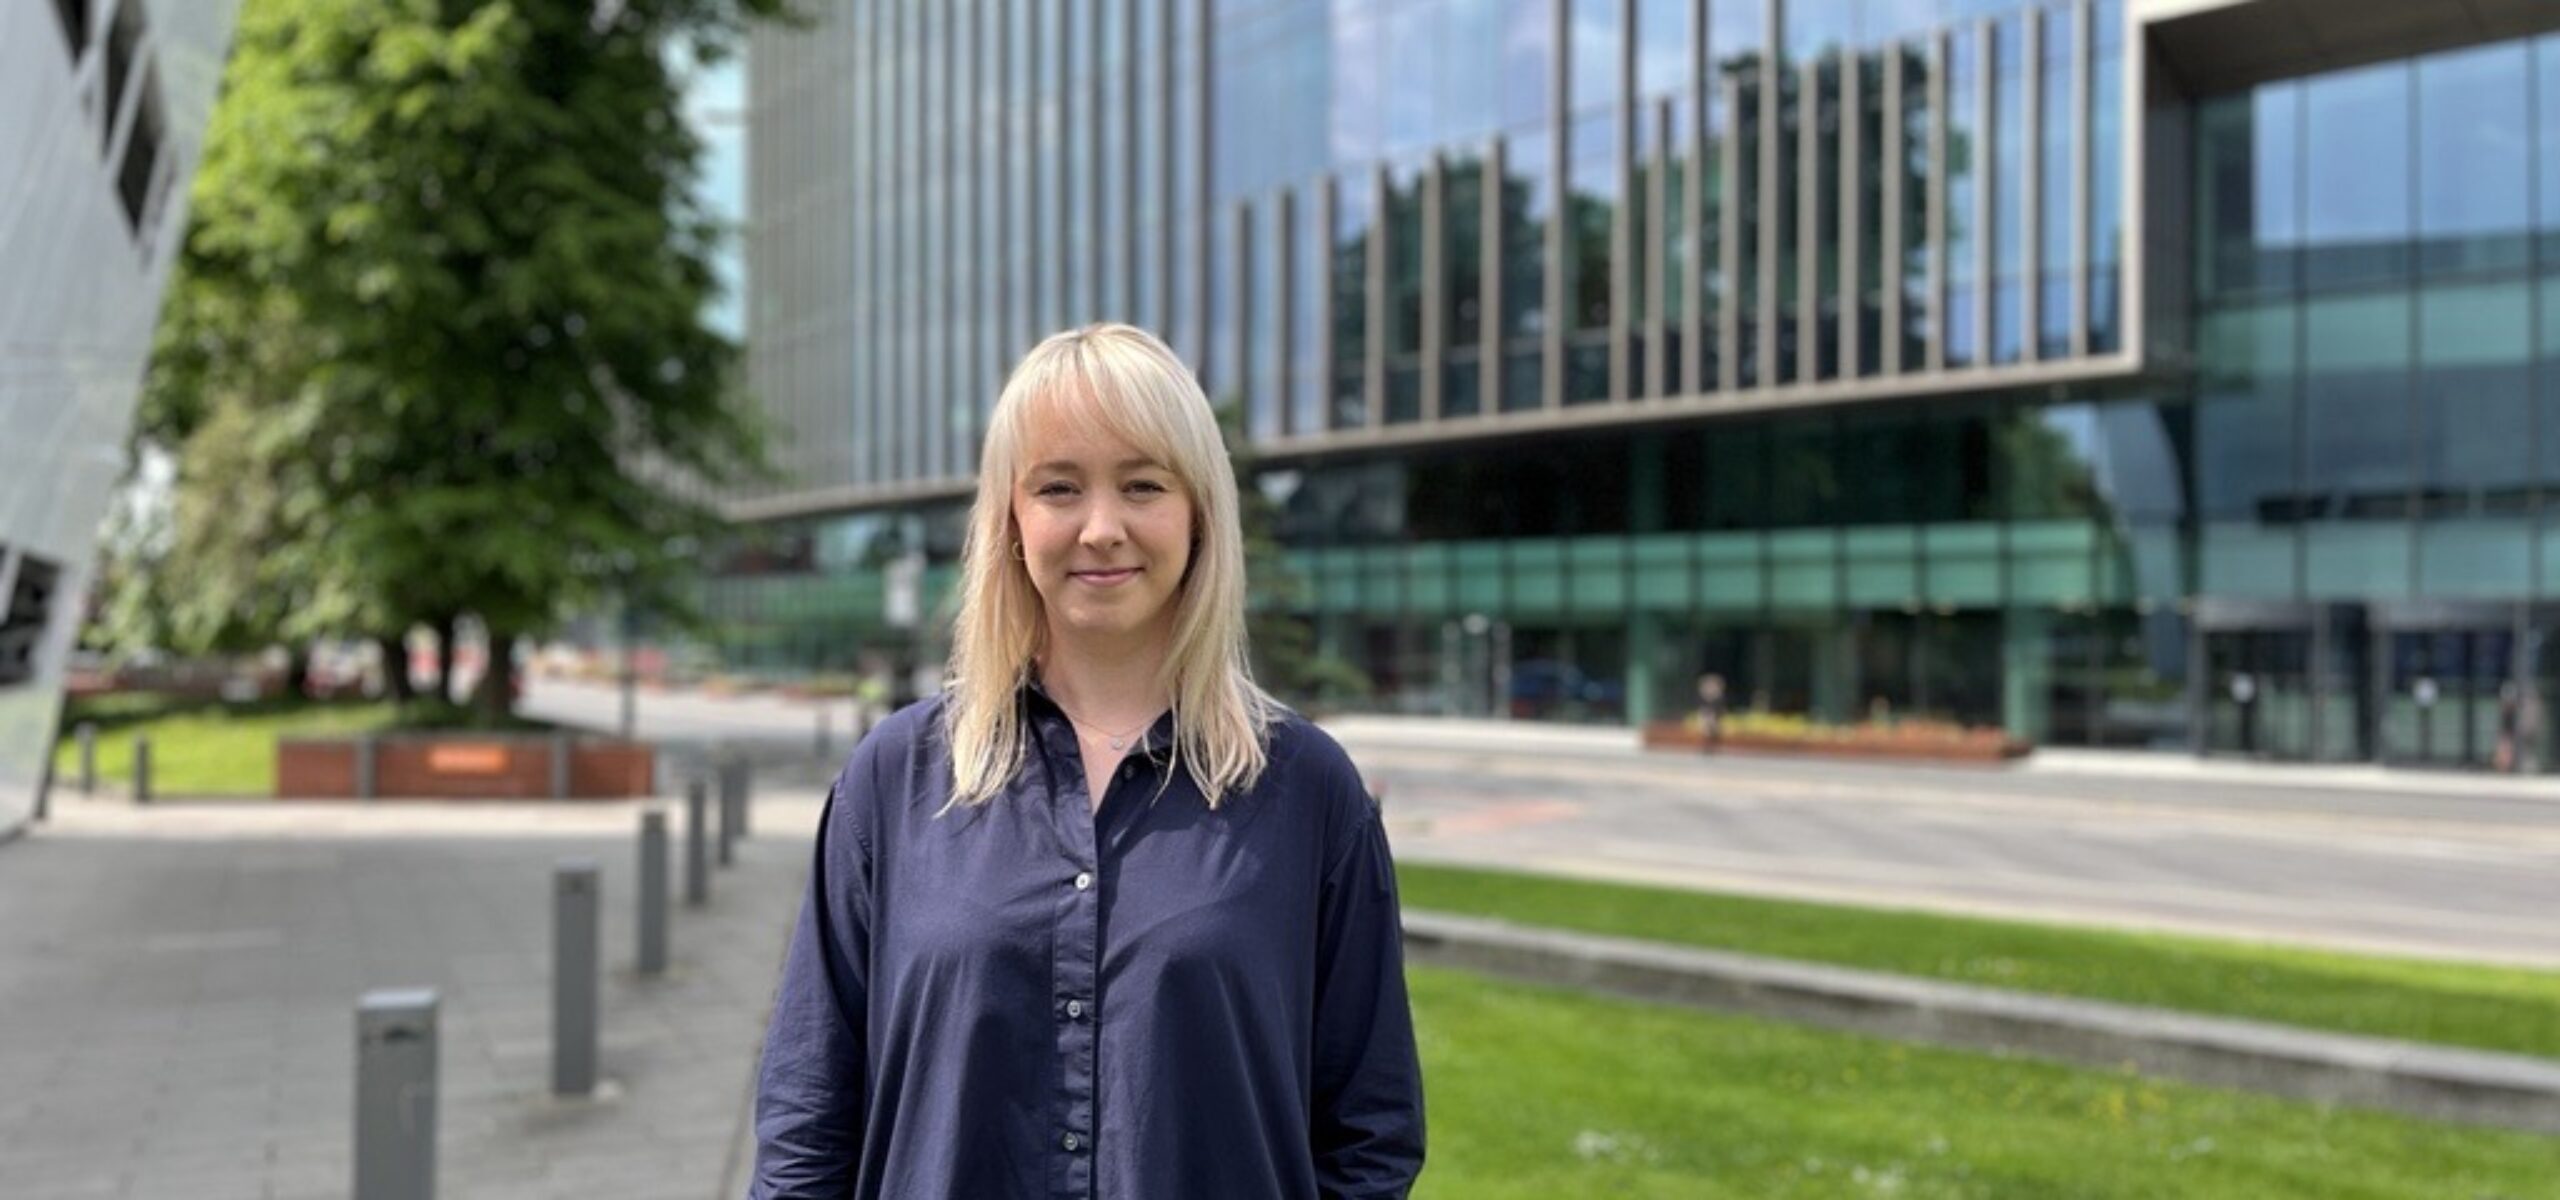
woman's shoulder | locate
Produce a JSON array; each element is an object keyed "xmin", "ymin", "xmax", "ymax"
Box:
[
  {"xmin": 1254, "ymin": 706, "xmax": 1376, "ymax": 821},
  {"xmin": 825, "ymin": 694, "xmax": 953, "ymax": 805}
]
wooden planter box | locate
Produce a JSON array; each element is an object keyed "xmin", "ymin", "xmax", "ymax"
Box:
[
  {"xmin": 1640, "ymin": 721, "xmax": 2030, "ymax": 765},
  {"xmin": 278, "ymin": 734, "xmax": 656, "ymax": 799}
]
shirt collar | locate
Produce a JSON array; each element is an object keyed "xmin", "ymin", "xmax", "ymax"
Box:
[{"xmin": 1019, "ymin": 672, "xmax": 1179, "ymax": 764}]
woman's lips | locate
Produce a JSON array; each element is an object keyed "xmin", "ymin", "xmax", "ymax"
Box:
[{"xmin": 1070, "ymin": 567, "xmax": 1139, "ymax": 587}]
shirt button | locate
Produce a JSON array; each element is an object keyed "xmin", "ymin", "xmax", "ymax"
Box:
[
  {"xmin": 1061, "ymin": 1132, "xmax": 1081, "ymax": 1152},
  {"xmin": 1073, "ymin": 871, "xmax": 1093, "ymax": 891},
  {"xmin": 1065, "ymin": 999, "xmax": 1084, "ymax": 1019}
]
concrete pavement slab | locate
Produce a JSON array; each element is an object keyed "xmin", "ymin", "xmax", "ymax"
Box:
[{"xmin": 0, "ymin": 790, "xmax": 825, "ymax": 1199}]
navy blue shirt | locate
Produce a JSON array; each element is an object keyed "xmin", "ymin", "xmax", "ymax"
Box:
[{"xmin": 750, "ymin": 685, "xmax": 1425, "ymax": 1199}]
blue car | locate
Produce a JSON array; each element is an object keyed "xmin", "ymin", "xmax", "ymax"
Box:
[{"xmin": 1508, "ymin": 659, "xmax": 1625, "ymax": 719}]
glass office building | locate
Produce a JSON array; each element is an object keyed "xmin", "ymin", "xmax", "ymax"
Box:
[
  {"xmin": 2, "ymin": 0, "xmax": 240, "ymax": 836},
  {"xmin": 728, "ymin": 0, "xmax": 2560, "ymax": 771}
]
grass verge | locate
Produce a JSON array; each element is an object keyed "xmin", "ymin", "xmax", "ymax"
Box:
[
  {"xmin": 50, "ymin": 693, "xmax": 549, "ymax": 796},
  {"xmin": 1398, "ymin": 862, "xmax": 2560, "ymax": 1061},
  {"xmin": 1411, "ymin": 966, "xmax": 2560, "ymax": 1198}
]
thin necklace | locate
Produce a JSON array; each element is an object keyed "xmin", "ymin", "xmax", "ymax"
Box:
[{"xmin": 1055, "ymin": 703, "xmax": 1157, "ymax": 752}]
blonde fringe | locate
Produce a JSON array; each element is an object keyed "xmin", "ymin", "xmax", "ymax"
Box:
[{"xmin": 941, "ymin": 324, "xmax": 1276, "ymax": 810}]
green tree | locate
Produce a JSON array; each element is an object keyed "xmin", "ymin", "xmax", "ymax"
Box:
[
  {"xmin": 1212, "ymin": 400, "xmax": 1371, "ymax": 710},
  {"xmin": 142, "ymin": 0, "xmax": 785, "ymax": 715}
]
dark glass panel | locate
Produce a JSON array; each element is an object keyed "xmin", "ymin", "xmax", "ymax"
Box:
[
  {"xmin": 2301, "ymin": 292, "xmax": 2412, "ymax": 515},
  {"xmin": 1767, "ymin": 415, "xmax": 1838, "ymax": 529},
  {"xmin": 1733, "ymin": 64, "xmax": 1763, "ymax": 387},
  {"xmin": 1331, "ymin": 174, "xmax": 1374, "ymax": 432},
  {"xmin": 2195, "ymin": 86, "xmax": 2300, "ymax": 303},
  {"xmin": 2540, "ymin": 37, "xmax": 2560, "ymax": 262},
  {"xmin": 1292, "ymin": 188, "xmax": 1326, "ymax": 435},
  {"xmin": 1945, "ymin": 29, "xmax": 1980, "ymax": 368},
  {"xmin": 1858, "ymin": 55, "xmax": 1887, "ymax": 375},
  {"xmin": 1900, "ymin": 42, "xmax": 1932, "ymax": 370},
  {"xmin": 1703, "ymin": 422, "xmax": 1768, "ymax": 531},
  {"xmin": 1567, "ymin": 112, "xmax": 1617, "ymax": 334},
  {"xmin": 1388, "ymin": 162, "xmax": 1427, "ymax": 356},
  {"xmin": 1564, "ymin": 337, "xmax": 1609, "ymax": 404},
  {"xmin": 2416, "ymin": 282, "xmax": 2533, "ymax": 512},
  {"xmin": 1989, "ymin": 17, "xmax": 2025, "ymax": 364},
  {"xmin": 1805, "ymin": 59, "xmax": 1842, "ymax": 383},
  {"xmin": 2036, "ymin": 5, "xmax": 2073, "ymax": 359},
  {"xmin": 1501, "ymin": 127, "xmax": 1554, "ymax": 338},
  {"xmin": 1248, "ymin": 200, "xmax": 1282, "ymax": 441},
  {"xmin": 2087, "ymin": 0, "xmax": 2123, "ymax": 352},
  {"xmin": 1445, "ymin": 153, "xmax": 1486, "ymax": 350}
]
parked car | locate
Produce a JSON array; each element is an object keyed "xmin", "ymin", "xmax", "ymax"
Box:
[{"xmin": 1508, "ymin": 659, "xmax": 1625, "ymax": 720}]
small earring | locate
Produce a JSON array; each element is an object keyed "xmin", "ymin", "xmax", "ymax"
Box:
[{"xmin": 1010, "ymin": 541, "xmax": 1026, "ymax": 561}]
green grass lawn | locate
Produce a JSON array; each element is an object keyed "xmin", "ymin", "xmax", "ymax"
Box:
[
  {"xmin": 49, "ymin": 693, "xmax": 546, "ymax": 796},
  {"xmin": 1411, "ymin": 966, "xmax": 2560, "ymax": 1198},
  {"xmin": 1398, "ymin": 863, "xmax": 2560, "ymax": 1061}
]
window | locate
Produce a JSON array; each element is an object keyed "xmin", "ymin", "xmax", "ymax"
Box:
[
  {"xmin": 2415, "ymin": 44, "xmax": 2530, "ymax": 279},
  {"xmin": 101, "ymin": 0, "xmax": 144, "ymax": 154},
  {"xmin": 116, "ymin": 68, "xmax": 162, "ymax": 233},
  {"xmin": 1332, "ymin": 176, "xmax": 1374, "ymax": 430},
  {"xmin": 52, "ymin": 0, "xmax": 89, "ymax": 56},
  {"xmin": 0, "ymin": 555, "xmax": 62, "ymax": 689},
  {"xmin": 2302, "ymin": 62, "xmax": 2411, "ymax": 291}
]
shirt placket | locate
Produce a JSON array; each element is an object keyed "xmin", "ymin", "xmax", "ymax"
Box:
[{"xmin": 1042, "ymin": 709, "xmax": 1102, "ymax": 1199}]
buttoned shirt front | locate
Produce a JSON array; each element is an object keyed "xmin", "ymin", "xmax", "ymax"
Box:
[{"xmin": 750, "ymin": 684, "xmax": 1425, "ymax": 1199}]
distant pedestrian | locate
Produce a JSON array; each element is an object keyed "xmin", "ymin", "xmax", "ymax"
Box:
[
  {"xmin": 2521, "ymin": 688, "xmax": 2547, "ymax": 774},
  {"xmin": 2495, "ymin": 682, "xmax": 2521, "ymax": 773},
  {"xmin": 1695, "ymin": 672, "xmax": 1727, "ymax": 747}
]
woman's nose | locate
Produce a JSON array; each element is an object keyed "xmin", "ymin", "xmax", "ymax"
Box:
[{"xmin": 1079, "ymin": 500, "xmax": 1128, "ymax": 547}]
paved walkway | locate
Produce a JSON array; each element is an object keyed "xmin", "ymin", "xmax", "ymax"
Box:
[{"xmin": 0, "ymin": 790, "xmax": 822, "ymax": 1199}]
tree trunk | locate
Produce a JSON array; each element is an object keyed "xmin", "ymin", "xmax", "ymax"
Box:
[
  {"xmin": 377, "ymin": 633, "xmax": 415, "ymax": 703},
  {"xmin": 433, "ymin": 613, "xmax": 459, "ymax": 704},
  {"xmin": 472, "ymin": 630, "xmax": 516, "ymax": 717},
  {"xmin": 285, "ymin": 644, "xmax": 313, "ymax": 701}
]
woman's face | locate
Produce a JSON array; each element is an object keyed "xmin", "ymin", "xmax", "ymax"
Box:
[{"xmin": 1011, "ymin": 401, "xmax": 1195, "ymax": 655}]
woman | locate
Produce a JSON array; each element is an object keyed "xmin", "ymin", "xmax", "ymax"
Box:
[{"xmin": 751, "ymin": 324, "xmax": 1426, "ymax": 1198}]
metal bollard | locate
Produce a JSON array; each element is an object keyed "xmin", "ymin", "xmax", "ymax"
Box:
[
  {"xmin": 550, "ymin": 732, "xmax": 573, "ymax": 799},
  {"xmin": 637, "ymin": 810, "xmax": 668, "ymax": 977},
  {"xmin": 552, "ymin": 859, "xmax": 600, "ymax": 1096},
  {"xmin": 684, "ymin": 778, "xmax": 710, "ymax": 908},
  {"xmin": 716, "ymin": 762, "xmax": 738, "ymax": 868},
  {"xmin": 355, "ymin": 988, "xmax": 439, "ymax": 1200},
  {"xmin": 77, "ymin": 721, "xmax": 96, "ymax": 794},
  {"xmin": 133, "ymin": 736, "xmax": 152, "ymax": 805},
  {"xmin": 356, "ymin": 736, "xmax": 379, "ymax": 801},
  {"xmin": 815, "ymin": 704, "xmax": 832, "ymax": 761},
  {"xmin": 732, "ymin": 759, "xmax": 752, "ymax": 839}
]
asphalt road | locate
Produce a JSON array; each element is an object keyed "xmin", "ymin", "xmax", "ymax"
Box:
[{"xmin": 525, "ymin": 678, "xmax": 2560, "ymax": 968}]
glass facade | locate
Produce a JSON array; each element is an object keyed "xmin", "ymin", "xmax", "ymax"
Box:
[{"xmin": 730, "ymin": 3, "xmax": 2560, "ymax": 771}]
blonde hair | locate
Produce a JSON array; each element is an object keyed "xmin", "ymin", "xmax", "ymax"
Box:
[{"xmin": 941, "ymin": 323, "xmax": 1277, "ymax": 809}]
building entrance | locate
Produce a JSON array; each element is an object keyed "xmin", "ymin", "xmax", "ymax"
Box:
[
  {"xmin": 2369, "ymin": 602, "xmax": 2528, "ymax": 772},
  {"xmin": 2189, "ymin": 599, "xmax": 2364, "ymax": 762}
]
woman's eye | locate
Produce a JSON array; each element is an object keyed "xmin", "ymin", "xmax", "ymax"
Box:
[
  {"xmin": 1035, "ymin": 481, "xmax": 1076, "ymax": 498},
  {"xmin": 1127, "ymin": 480, "xmax": 1168, "ymax": 495}
]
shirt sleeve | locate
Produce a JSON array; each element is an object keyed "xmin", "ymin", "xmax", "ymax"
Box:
[
  {"xmin": 750, "ymin": 763, "xmax": 875, "ymax": 1198},
  {"xmin": 1310, "ymin": 780, "xmax": 1427, "ymax": 1198}
]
